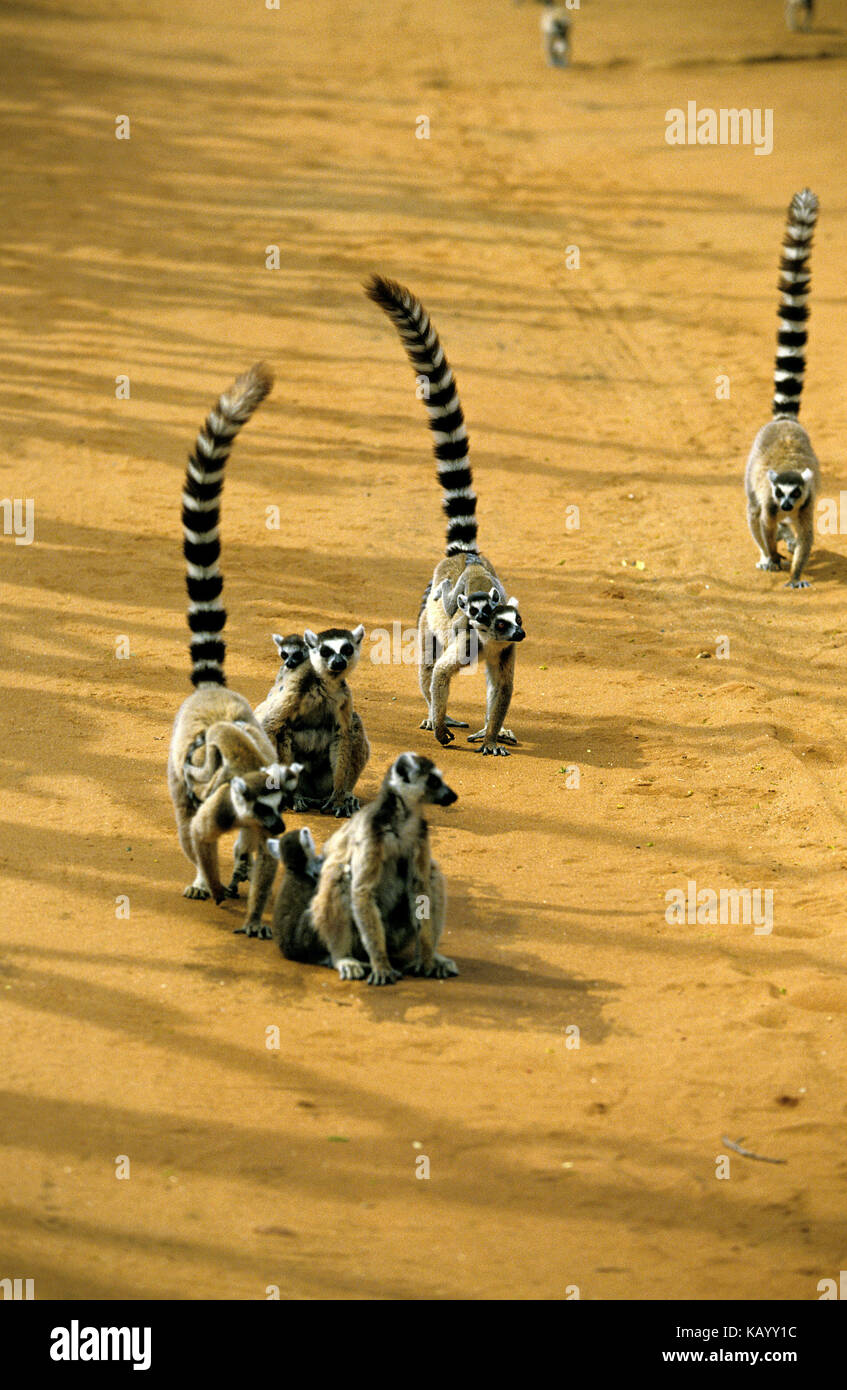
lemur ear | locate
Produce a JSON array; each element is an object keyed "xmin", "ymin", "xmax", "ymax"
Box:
[
  {"xmin": 299, "ymin": 826, "xmax": 316, "ymax": 854},
  {"xmin": 231, "ymin": 777, "xmax": 248, "ymax": 795},
  {"xmin": 508, "ymin": 596, "xmax": 518, "ymax": 608},
  {"xmin": 266, "ymin": 838, "xmax": 282, "ymax": 861},
  {"xmin": 272, "ymin": 633, "xmax": 285, "ymax": 654},
  {"xmin": 289, "ymin": 762, "xmax": 304, "ymax": 781},
  {"xmin": 351, "ymin": 624, "xmax": 365, "ymax": 645},
  {"xmin": 488, "ymin": 587, "xmax": 499, "ymax": 603},
  {"xmin": 456, "ymin": 593, "xmax": 469, "ymax": 612},
  {"xmin": 767, "ymin": 469, "xmax": 778, "ymax": 482},
  {"xmin": 394, "ymin": 752, "xmax": 417, "ymax": 782},
  {"xmin": 304, "ymin": 629, "xmax": 319, "ymax": 648},
  {"xmin": 801, "ymin": 468, "xmax": 813, "ymax": 483}
]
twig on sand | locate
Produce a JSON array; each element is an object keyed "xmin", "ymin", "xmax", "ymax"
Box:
[{"xmin": 721, "ymin": 1135, "xmax": 787, "ymax": 1165}]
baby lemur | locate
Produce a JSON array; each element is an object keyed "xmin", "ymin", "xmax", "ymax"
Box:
[
  {"xmin": 167, "ymin": 362, "xmax": 298, "ymax": 936},
  {"xmin": 257, "ymin": 627, "xmax": 370, "ymax": 816},
  {"xmin": 365, "ymin": 274, "xmax": 525, "ymax": 755},
  {"xmin": 267, "ymin": 827, "xmax": 328, "ymax": 964},
  {"xmin": 309, "ymin": 753, "xmax": 459, "ymax": 986},
  {"xmin": 745, "ymin": 189, "xmax": 820, "ymax": 590}
]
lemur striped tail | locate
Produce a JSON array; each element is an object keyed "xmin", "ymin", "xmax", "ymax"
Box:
[
  {"xmin": 365, "ymin": 274, "xmax": 478, "ymax": 555},
  {"xmin": 773, "ymin": 188, "xmax": 818, "ymax": 419},
  {"xmin": 183, "ymin": 363, "xmax": 273, "ymax": 687}
]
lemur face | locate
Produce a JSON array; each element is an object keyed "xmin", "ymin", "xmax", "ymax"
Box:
[
  {"xmin": 304, "ymin": 625, "xmax": 365, "ymax": 677},
  {"xmin": 231, "ymin": 763, "xmax": 301, "ymax": 834},
  {"xmin": 457, "ymin": 589, "xmax": 525, "ymax": 644},
  {"xmin": 272, "ymin": 633, "xmax": 309, "ymax": 678},
  {"xmin": 389, "ymin": 753, "xmax": 458, "ymax": 806},
  {"xmin": 767, "ymin": 468, "xmax": 814, "ymax": 514}
]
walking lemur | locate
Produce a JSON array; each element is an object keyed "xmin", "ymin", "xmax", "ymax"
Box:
[
  {"xmin": 257, "ymin": 626, "xmax": 370, "ymax": 816},
  {"xmin": 308, "ymin": 753, "xmax": 459, "ymax": 985},
  {"xmin": 745, "ymin": 189, "xmax": 821, "ymax": 590},
  {"xmin": 365, "ymin": 274, "xmax": 525, "ymax": 755},
  {"xmin": 166, "ymin": 363, "xmax": 300, "ymax": 937}
]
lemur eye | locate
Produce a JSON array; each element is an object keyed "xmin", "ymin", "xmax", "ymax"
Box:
[
  {"xmin": 495, "ymin": 619, "xmax": 507, "ymax": 631},
  {"xmin": 340, "ymin": 644, "xmax": 353, "ymax": 657},
  {"xmin": 426, "ymin": 774, "xmax": 441, "ymax": 790},
  {"xmin": 320, "ymin": 646, "xmax": 332, "ymax": 659}
]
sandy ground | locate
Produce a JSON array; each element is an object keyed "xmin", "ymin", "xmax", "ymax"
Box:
[{"xmin": 1, "ymin": 0, "xmax": 847, "ymax": 1301}]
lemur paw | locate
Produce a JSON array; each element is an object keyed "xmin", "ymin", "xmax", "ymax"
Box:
[
  {"xmin": 444, "ymin": 716, "xmax": 469, "ymax": 728},
  {"xmin": 409, "ymin": 955, "xmax": 459, "ymax": 979},
  {"xmin": 321, "ymin": 794, "xmax": 359, "ymax": 818},
  {"xmin": 293, "ymin": 794, "xmax": 315, "ymax": 812},
  {"xmin": 336, "ymin": 958, "xmax": 367, "ymax": 981},
  {"xmin": 234, "ymin": 921, "xmax": 272, "ymax": 939},
  {"xmin": 366, "ymin": 964, "xmax": 403, "ymax": 986},
  {"xmin": 480, "ymin": 743, "xmax": 510, "ymax": 756},
  {"xmin": 419, "ymin": 717, "xmax": 434, "ymax": 731},
  {"xmin": 785, "ymin": 579, "xmax": 810, "ymax": 590},
  {"xmin": 433, "ymin": 726, "xmax": 455, "ymax": 747},
  {"xmin": 183, "ymin": 885, "xmax": 211, "ymax": 900},
  {"xmin": 468, "ymin": 727, "xmax": 517, "ymax": 745},
  {"xmin": 756, "ymin": 558, "xmax": 784, "ymax": 572}
]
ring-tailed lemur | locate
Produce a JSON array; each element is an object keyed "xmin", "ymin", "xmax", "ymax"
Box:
[
  {"xmin": 541, "ymin": 3, "xmax": 571, "ymax": 67},
  {"xmin": 785, "ymin": 0, "xmax": 813, "ymax": 31},
  {"xmin": 745, "ymin": 190, "xmax": 820, "ymax": 590},
  {"xmin": 267, "ymin": 827, "xmax": 329, "ymax": 964},
  {"xmin": 167, "ymin": 364, "xmax": 297, "ymax": 935},
  {"xmin": 257, "ymin": 627, "xmax": 370, "ymax": 815},
  {"xmin": 365, "ymin": 274, "xmax": 526, "ymax": 755},
  {"xmin": 309, "ymin": 754, "xmax": 458, "ymax": 985}
]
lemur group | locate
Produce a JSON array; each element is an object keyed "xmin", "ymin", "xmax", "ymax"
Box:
[{"xmin": 167, "ymin": 190, "xmax": 819, "ymax": 986}]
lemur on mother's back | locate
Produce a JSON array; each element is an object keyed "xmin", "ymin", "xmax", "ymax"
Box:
[
  {"xmin": 745, "ymin": 189, "xmax": 821, "ymax": 590},
  {"xmin": 365, "ymin": 275, "xmax": 526, "ymax": 756}
]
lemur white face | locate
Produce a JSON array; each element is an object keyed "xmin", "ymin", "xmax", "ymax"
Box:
[
  {"xmin": 231, "ymin": 773, "xmax": 290, "ymax": 834},
  {"xmin": 457, "ymin": 590, "xmax": 525, "ymax": 644},
  {"xmin": 767, "ymin": 468, "xmax": 813, "ymax": 514},
  {"xmin": 272, "ymin": 633, "xmax": 309, "ymax": 675},
  {"xmin": 304, "ymin": 626, "xmax": 365, "ymax": 677},
  {"xmin": 389, "ymin": 753, "xmax": 458, "ymax": 806}
]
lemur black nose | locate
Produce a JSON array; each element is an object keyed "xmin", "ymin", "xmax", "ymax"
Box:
[
  {"xmin": 329, "ymin": 658, "xmax": 347, "ymax": 672},
  {"xmin": 435, "ymin": 786, "xmax": 458, "ymax": 806},
  {"xmin": 781, "ymin": 500, "xmax": 793, "ymax": 511},
  {"xmin": 285, "ymin": 656, "xmax": 301, "ymax": 667},
  {"xmin": 513, "ymin": 628, "xmax": 526, "ymax": 642}
]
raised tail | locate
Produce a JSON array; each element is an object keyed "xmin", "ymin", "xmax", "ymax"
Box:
[
  {"xmin": 183, "ymin": 362, "xmax": 273, "ymax": 687},
  {"xmin": 773, "ymin": 188, "xmax": 818, "ymax": 419},
  {"xmin": 365, "ymin": 274, "xmax": 478, "ymax": 555}
]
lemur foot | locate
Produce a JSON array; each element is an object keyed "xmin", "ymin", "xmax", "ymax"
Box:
[
  {"xmin": 433, "ymin": 725, "xmax": 455, "ymax": 747},
  {"xmin": 785, "ymin": 579, "xmax": 810, "ymax": 590},
  {"xmin": 444, "ymin": 716, "xmax": 469, "ymax": 728},
  {"xmin": 336, "ymin": 958, "xmax": 367, "ymax": 981},
  {"xmin": 320, "ymin": 794, "xmax": 359, "ymax": 818},
  {"xmin": 234, "ymin": 920, "xmax": 272, "ymax": 939},
  {"xmin": 420, "ymin": 717, "xmax": 433, "ymax": 731},
  {"xmin": 366, "ymin": 963, "xmax": 403, "ymax": 986},
  {"xmin": 467, "ymin": 727, "xmax": 517, "ymax": 745},
  {"xmin": 409, "ymin": 954, "xmax": 459, "ymax": 979},
  {"xmin": 756, "ymin": 557, "xmax": 785, "ymax": 572},
  {"xmin": 183, "ymin": 884, "xmax": 211, "ymax": 900},
  {"xmin": 293, "ymin": 794, "xmax": 314, "ymax": 812},
  {"xmin": 223, "ymin": 883, "xmax": 240, "ymax": 899},
  {"xmin": 480, "ymin": 743, "xmax": 510, "ymax": 756}
]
